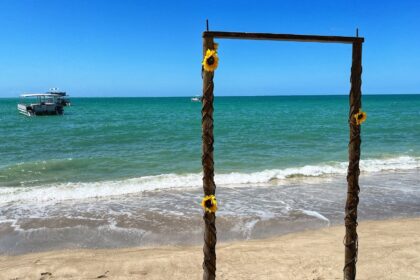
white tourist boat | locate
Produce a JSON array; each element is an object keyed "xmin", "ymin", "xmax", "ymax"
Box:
[{"xmin": 17, "ymin": 93, "xmax": 65, "ymax": 116}]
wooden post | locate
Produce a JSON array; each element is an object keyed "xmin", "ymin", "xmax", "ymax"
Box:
[
  {"xmin": 201, "ymin": 35, "xmax": 217, "ymax": 280},
  {"xmin": 344, "ymin": 41, "xmax": 363, "ymax": 280}
]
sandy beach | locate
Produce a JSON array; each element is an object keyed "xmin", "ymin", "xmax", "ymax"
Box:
[{"xmin": 1, "ymin": 218, "xmax": 419, "ymax": 279}]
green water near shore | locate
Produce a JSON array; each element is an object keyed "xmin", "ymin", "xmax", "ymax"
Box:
[{"xmin": 1, "ymin": 95, "xmax": 419, "ymax": 187}]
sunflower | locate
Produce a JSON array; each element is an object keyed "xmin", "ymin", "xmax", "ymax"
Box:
[
  {"xmin": 354, "ymin": 109, "xmax": 367, "ymax": 125},
  {"xmin": 202, "ymin": 49, "xmax": 219, "ymax": 72},
  {"xmin": 201, "ymin": 195, "xmax": 218, "ymax": 213}
]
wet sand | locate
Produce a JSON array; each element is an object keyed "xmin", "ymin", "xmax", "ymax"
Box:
[{"xmin": 1, "ymin": 218, "xmax": 419, "ymax": 280}]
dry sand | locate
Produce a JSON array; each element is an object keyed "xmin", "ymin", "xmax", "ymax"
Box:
[{"xmin": 1, "ymin": 218, "xmax": 419, "ymax": 280}]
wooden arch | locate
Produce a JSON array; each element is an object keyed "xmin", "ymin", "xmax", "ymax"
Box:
[{"xmin": 200, "ymin": 29, "xmax": 364, "ymax": 280}]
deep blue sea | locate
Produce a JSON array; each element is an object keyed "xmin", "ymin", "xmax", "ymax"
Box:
[{"xmin": 0, "ymin": 95, "xmax": 419, "ymax": 254}]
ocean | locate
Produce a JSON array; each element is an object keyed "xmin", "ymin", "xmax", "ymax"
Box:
[{"xmin": 0, "ymin": 95, "xmax": 419, "ymax": 254}]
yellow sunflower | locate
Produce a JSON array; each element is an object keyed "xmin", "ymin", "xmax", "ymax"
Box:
[
  {"xmin": 354, "ymin": 109, "xmax": 367, "ymax": 125},
  {"xmin": 202, "ymin": 49, "xmax": 219, "ymax": 72},
  {"xmin": 201, "ymin": 195, "xmax": 218, "ymax": 213}
]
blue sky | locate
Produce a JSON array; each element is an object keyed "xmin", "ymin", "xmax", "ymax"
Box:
[{"xmin": 0, "ymin": 0, "xmax": 419, "ymax": 97}]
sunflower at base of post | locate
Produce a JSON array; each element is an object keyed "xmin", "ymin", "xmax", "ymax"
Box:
[{"xmin": 201, "ymin": 195, "xmax": 218, "ymax": 213}]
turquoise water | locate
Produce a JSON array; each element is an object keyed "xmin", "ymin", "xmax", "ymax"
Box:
[
  {"xmin": 0, "ymin": 95, "xmax": 419, "ymax": 254},
  {"xmin": 1, "ymin": 95, "xmax": 419, "ymax": 187}
]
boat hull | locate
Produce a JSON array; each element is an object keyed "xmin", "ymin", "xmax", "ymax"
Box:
[{"xmin": 17, "ymin": 103, "xmax": 64, "ymax": 117}]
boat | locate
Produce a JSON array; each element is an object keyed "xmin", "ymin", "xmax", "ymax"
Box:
[
  {"xmin": 17, "ymin": 93, "xmax": 65, "ymax": 116},
  {"xmin": 46, "ymin": 88, "xmax": 71, "ymax": 106},
  {"xmin": 191, "ymin": 96, "xmax": 202, "ymax": 102}
]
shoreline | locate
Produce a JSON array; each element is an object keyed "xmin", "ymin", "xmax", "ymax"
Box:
[
  {"xmin": 1, "ymin": 217, "xmax": 419, "ymax": 279},
  {"xmin": 2, "ymin": 168, "xmax": 419, "ymax": 255}
]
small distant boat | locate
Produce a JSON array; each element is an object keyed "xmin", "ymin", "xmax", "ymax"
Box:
[
  {"xmin": 18, "ymin": 93, "xmax": 65, "ymax": 116},
  {"xmin": 191, "ymin": 96, "xmax": 202, "ymax": 102},
  {"xmin": 46, "ymin": 88, "xmax": 71, "ymax": 106}
]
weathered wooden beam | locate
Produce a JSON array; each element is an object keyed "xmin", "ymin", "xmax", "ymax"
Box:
[
  {"xmin": 203, "ymin": 31, "xmax": 364, "ymax": 44},
  {"xmin": 201, "ymin": 36, "xmax": 217, "ymax": 280},
  {"xmin": 344, "ymin": 41, "xmax": 363, "ymax": 280}
]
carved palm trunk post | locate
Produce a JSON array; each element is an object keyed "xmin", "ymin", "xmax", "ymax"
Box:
[
  {"xmin": 344, "ymin": 41, "xmax": 363, "ymax": 280},
  {"xmin": 201, "ymin": 35, "xmax": 217, "ymax": 280}
]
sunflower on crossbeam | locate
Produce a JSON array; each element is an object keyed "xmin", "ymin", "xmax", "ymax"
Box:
[{"xmin": 202, "ymin": 44, "xmax": 219, "ymax": 72}]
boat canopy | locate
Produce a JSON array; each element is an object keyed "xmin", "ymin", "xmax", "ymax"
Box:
[{"xmin": 21, "ymin": 93, "xmax": 61, "ymax": 97}]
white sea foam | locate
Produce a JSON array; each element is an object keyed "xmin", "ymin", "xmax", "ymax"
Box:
[
  {"xmin": 298, "ymin": 209, "xmax": 330, "ymax": 226},
  {"xmin": 0, "ymin": 156, "xmax": 418, "ymax": 205}
]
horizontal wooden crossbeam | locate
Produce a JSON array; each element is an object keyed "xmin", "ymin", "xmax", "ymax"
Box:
[{"xmin": 203, "ymin": 31, "xmax": 364, "ymax": 44}]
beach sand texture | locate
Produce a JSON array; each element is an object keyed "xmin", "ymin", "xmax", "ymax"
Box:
[{"xmin": 1, "ymin": 218, "xmax": 419, "ymax": 280}]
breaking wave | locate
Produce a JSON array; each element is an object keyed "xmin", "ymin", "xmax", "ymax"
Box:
[{"xmin": 0, "ymin": 156, "xmax": 418, "ymax": 204}]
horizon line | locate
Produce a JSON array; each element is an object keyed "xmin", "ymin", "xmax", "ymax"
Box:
[{"xmin": 1, "ymin": 93, "xmax": 419, "ymax": 99}]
